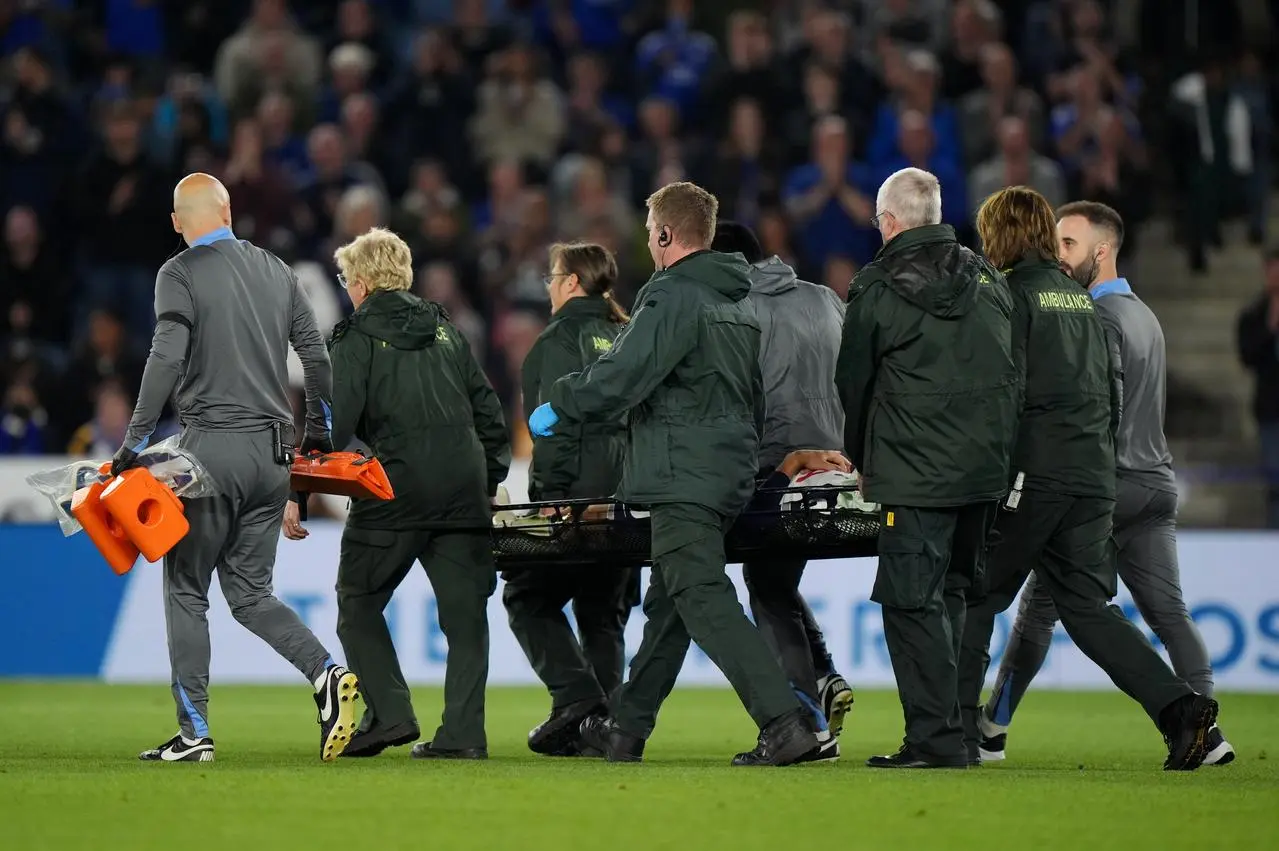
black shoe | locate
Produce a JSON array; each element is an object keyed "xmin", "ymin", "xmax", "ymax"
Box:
[
  {"xmin": 731, "ymin": 708, "xmax": 820, "ymax": 767},
  {"xmin": 1159, "ymin": 693, "xmax": 1219, "ymax": 771},
  {"xmin": 314, "ymin": 665, "xmax": 361, "ymax": 762},
  {"xmin": 794, "ymin": 731, "xmax": 840, "ymax": 764},
  {"xmin": 817, "ymin": 674, "xmax": 855, "ymax": 738},
  {"xmin": 528, "ymin": 698, "xmax": 606, "ymax": 756},
  {"xmin": 1203, "ymin": 725, "xmax": 1235, "ymax": 766},
  {"xmin": 139, "ymin": 733, "xmax": 215, "ymax": 763},
  {"xmin": 866, "ymin": 745, "xmax": 969, "ymax": 769},
  {"xmin": 979, "ymin": 732, "xmax": 1006, "ymax": 762},
  {"xmin": 579, "ymin": 715, "xmax": 645, "ymax": 762},
  {"xmin": 340, "ymin": 721, "xmax": 421, "ymax": 758},
  {"xmin": 410, "ymin": 741, "xmax": 488, "ymax": 760}
]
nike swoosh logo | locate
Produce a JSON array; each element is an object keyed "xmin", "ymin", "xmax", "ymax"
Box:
[
  {"xmin": 160, "ymin": 742, "xmax": 213, "ymax": 762},
  {"xmin": 319, "ymin": 675, "xmax": 334, "ymax": 723}
]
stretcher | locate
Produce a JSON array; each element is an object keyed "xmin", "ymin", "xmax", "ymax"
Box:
[
  {"xmin": 290, "ymin": 451, "xmax": 395, "ymax": 500},
  {"xmin": 490, "ymin": 487, "xmax": 880, "ymax": 569}
]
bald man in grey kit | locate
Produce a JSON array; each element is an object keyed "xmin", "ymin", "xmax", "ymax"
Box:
[{"xmin": 113, "ymin": 174, "xmax": 360, "ymax": 764}]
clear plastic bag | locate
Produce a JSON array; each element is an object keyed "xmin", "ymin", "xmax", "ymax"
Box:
[{"xmin": 25, "ymin": 435, "xmax": 219, "ymax": 536}]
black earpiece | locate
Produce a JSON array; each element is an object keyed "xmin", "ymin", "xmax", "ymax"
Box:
[{"xmin": 658, "ymin": 227, "xmax": 672, "ymax": 248}]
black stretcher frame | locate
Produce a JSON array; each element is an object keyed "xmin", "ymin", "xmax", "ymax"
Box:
[{"xmin": 491, "ymin": 487, "xmax": 881, "ymax": 569}]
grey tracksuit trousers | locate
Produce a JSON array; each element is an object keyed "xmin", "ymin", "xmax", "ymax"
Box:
[{"xmin": 165, "ymin": 428, "xmax": 332, "ymax": 739}]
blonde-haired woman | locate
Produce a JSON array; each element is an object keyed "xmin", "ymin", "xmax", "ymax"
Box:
[
  {"xmin": 284, "ymin": 226, "xmax": 511, "ymax": 759},
  {"xmin": 503, "ymin": 241, "xmax": 639, "ymax": 757}
]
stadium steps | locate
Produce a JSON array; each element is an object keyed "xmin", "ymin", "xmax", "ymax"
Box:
[{"xmin": 1131, "ymin": 214, "xmax": 1271, "ymax": 527}]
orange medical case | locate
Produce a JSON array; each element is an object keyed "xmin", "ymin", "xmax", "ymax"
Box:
[
  {"xmin": 71, "ymin": 477, "xmax": 142, "ymax": 575},
  {"xmin": 100, "ymin": 467, "xmax": 190, "ymax": 562},
  {"xmin": 289, "ymin": 452, "xmax": 395, "ymax": 501}
]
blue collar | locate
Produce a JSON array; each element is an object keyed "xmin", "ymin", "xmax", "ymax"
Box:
[
  {"xmin": 190, "ymin": 226, "xmax": 236, "ymax": 247},
  {"xmin": 1089, "ymin": 277, "xmax": 1132, "ymax": 301}
]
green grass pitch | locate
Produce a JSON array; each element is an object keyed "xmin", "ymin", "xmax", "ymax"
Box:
[{"xmin": 2, "ymin": 683, "xmax": 1276, "ymax": 850}]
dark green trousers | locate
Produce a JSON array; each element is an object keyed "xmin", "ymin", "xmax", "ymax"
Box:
[
  {"xmin": 613, "ymin": 502, "xmax": 800, "ymax": 739},
  {"xmin": 957, "ymin": 492, "xmax": 1194, "ymax": 756},
  {"xmin": 874, "ymin": 502, "xmax": 997, "ymax": 763},
  {"xmin": 502, "ymin": 564, "xmax": 641, "ymax": 708},
  {"xmin": 336, "ymin": 526, "xmax": 496, "ymax": 750}
]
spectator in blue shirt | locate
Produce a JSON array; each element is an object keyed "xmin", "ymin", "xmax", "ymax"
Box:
[
  {"xmin": 533, "ymin": 0, "xmax": 636, "ymax": 54},
  {"xmin": 634, "ymin": 0, "xmax": 717, "ymax": 118},
  {"xmin": 256, "ymin": 90, "xmax": 311, "ymax": 186},
  {"xmin": 104, "ymin": 0, "xmax": 165, "ymax": 59},
  {"xmin": 783, "ymin": 115, "xmax": 878, "ymax": 277},
  {"xmin": 872, "ymin": 110, "xmax": 968, "ymax": 229},
  {"xmin": 150, "ymin": 71, "xmax": 230, "ymax": 169},
  {"xmin": 1051, "ymin": 65, "xmax": 1141, "ymax": 178},
  {"xmin": 868, "ymin": 48, "xmax": 963, "ymax": 177}
]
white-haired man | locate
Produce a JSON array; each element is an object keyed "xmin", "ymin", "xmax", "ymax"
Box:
[{"xmin": 835, "ymin": 167, "xmax": 1020, "ymax": 768}]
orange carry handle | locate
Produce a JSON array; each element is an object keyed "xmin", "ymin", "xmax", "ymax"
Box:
[
  {"xmin": 100, "ymin": 467, "xmax": 190, "ymax": 563},
  {"xmin": 71, "ymin": 478, "xmax": 142, "ymax": 575},
  {"xmin": 290, "ymin": 451, "xmax": 395, "ymax": 501}
]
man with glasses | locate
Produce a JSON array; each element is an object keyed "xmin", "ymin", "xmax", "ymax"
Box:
[{"xmin": 836, "ymin": 167, "xmax": 1020, "ymax": 768}]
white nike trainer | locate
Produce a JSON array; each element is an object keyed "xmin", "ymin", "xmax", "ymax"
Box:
[{"xmin": 139, "ymin": 733, "xmax": 215, "ymax": 763}]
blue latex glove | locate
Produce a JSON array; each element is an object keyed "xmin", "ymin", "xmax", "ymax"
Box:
[{"xmin": 529, "ymin": 403, "xmax": 560, "ymax": 437}]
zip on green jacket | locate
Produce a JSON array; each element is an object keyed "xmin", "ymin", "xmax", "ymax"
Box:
[
  {"xmin": 1004, "ymin": 255, "xmax": 1118, "ymax": 498},
  {"xmin": 521, "ymin": 295, "xmax": 626, "ymax": 501},
  {"xmin": 836, "ymin": 224, "xmax": 1021, "ymax": 508},
  {"xmin": 328, "ymin": 289, "xmax": 511, "ymax": 530},
  {"xmin": 548, "ymin": 251, "xmax": 765, "ymax": 516}
]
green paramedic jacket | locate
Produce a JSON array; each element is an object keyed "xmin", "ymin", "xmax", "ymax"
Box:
[
  {"xmin": 1004, "ymin": 255, "xmax": 1119, "ymax": 498},
  {"xmin": 327, "ymin": 289, "xmax": 511, "ymax": 529},
  {"xmin": 836, "ymin": 224, "xmax": 1021, "ymax": 508},
  {"xmin": 522, "ymin": 294, "xmax": 626, "ymax": 501},
  {"xmin": 548, "ymin": 250, "xmax": 765, "ymax": 517}
]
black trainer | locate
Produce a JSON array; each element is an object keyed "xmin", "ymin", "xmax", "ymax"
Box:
[
  {"xmin": 817, "ymin": 674, "xmax": 855, "ymax": 738},
  {"xmin": 731, "ymin": 708, "xmax": 820, "ymax": 767},
  {"xmin": 410, "ymin": 742, "xmax": 488, "ymax": 760},
  {"xmin": 978, "ymin": 732, "xmax": 1007, "ymax": 762},
  {"xmin": 340, "ymin": 721, "xmax": 421, "ymax": 758},
  {"xmin": 1159, "ymin": 693, "xmax": 1219, "ymax": 771},
  {"xmin": 139, "ymin": 734, "xmax": 215, "ymax": 763},
  {"xmin": 866, "ymin": 744, "xmax": 969, "ymax": 769},
  {"xmin": 791, "ymin": 731, "xmax": 839, "ymax": 764},
  {"xmin": 528, "ymin": 698, "xmax": 607, "ymax": 756},
  {"xmin": 579, "ymin": 715, "xmax": 645, "ymax": 762},
  {"xmin": 314, "ymin": 665, "xmax": 361, "ymax": 762},
  {"xmin": 1203, "ymin": 725, "xmax": 1236, "ymax": 766}
]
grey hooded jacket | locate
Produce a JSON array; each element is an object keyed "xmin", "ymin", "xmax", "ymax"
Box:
[{"xmin": 749, "ymin": 256, "xmax": 846, "ymax": 469}]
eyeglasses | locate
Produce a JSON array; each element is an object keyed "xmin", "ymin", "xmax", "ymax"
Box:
[
  {"xmin": 869, "ymin": 210, "xmax": 893, "ymax": 229},
  {"xmin": 337, "ymin": 273, "xmax": 349, "ymax": 289},
  {"xmin": 543, "ymin": 272, "xmax": 571, "ymax": 288}
]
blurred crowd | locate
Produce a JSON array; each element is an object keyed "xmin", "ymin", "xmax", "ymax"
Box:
[{"xmin": 1, "ymin": 0, "xmax": 1276, "ymax": 459}]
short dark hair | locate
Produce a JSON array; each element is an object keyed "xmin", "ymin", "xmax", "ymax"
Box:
[
  {"xmin": 711, "ymin": 220, "xmax": 764, "ymax": 263},
  {"xmin": 1057, "ymin": 201, "xmax": 1125, "ymax": 254}
]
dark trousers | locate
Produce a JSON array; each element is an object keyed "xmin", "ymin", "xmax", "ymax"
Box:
[
  {"xmin": 958, "ymin": 491, "xmax": 1193, "ymax": 755},
  {"xmin": 612, "ymin": 502, "xmax": 800, "ymax": 739},
  {"xmin": 742, "ymin": 558, "xmax": 836, "ymax": 703},
  {"xmin": 502, "ymin": 564, "xmax": 641, "ymax": 708},
  {"xmin": 874, "ymin": 501, "xmax": 997, "ymax": 762},
  {"xmin": 984, "ymin": 479, "xmax": 1214, "ymax": 727},
  {"xmin": 336, "ymin": 527, "xmax": 496, "ymax": 750}
]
